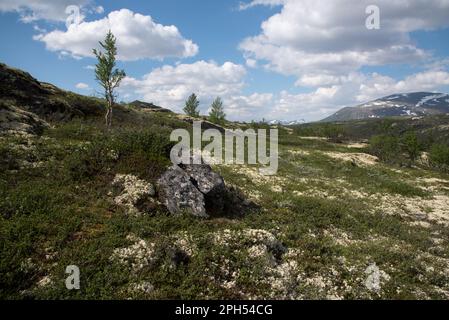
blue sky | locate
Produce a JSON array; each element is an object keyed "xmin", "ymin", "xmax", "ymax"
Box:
[{"xmin": 1, "ymin": 0, "xmax": 449, "ymax": 121}]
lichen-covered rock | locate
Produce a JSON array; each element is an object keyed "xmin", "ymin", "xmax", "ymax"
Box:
[
  {"xmin": 180, "ymin": 163, "xmax": 225, "ymax": 194},
  {"xmin": 157, "ymin": 165, "xmax": 209, "ymax": 217},
  {"xmin": 0, "ymin": 103, "xmax": 49, "ymax": 136},
  {"xmin": 157, "ymin": 164, "xmax": 256, "ymax": 218},
  {"xmin": 112, "ymin": 174, "xmax": 156, "ymax": 216}
]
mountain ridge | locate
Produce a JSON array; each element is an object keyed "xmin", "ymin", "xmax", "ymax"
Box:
[{"xmin": 322, "ymin": 92, "xmax": 449, "ymax": 122}]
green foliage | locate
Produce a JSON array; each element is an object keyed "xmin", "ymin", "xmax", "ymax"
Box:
[
  {"xmin": 93, "ymin": 30, "xmax": 126, "ymax": 127},
  {"xmin": 369, "ymin": 135, "xmax": 400, "ymax": 163},
  {"xmin": 0, "ymin": 143, "xmax": 19, "ymax": 171},
  {"xmin": 65, "ymin": 130, "xmax": 172, "ymax": 181},
  {"xmin": 368, "ymin": 132, "xmax": 422, "ymax": 166},
  {"xmin": 208, "ymin": 96, "xmax": 226, "ymax": 125},
  {"xmin": 183, "ymin": 93, "xmax": 200, "ymax": 117},
  {"xmin": 322, "ymin": 123, "xmax": 346, "ymax": 142},
  {"xmin": 401, "ymin": 132, "xmax": 421, "ymax": 164},
  {"xmin": 429, "ymin": 144, "xmax": 449, "ymax": 171}
]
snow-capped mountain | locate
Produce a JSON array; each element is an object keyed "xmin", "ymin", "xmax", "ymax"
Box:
[
  {"xmin": 268, "ymin": 119, "xmax": 305, "ymax": 126},
  {"xmin": 322, "ymin": 92, "xmax": 449, "ymax": 122}
]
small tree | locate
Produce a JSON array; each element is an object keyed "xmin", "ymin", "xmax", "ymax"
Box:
[
  {"xmin": 401, "ymin": 132, "xmax": 420, "ymax": 164},
  {"xmin": 209, "ymin": 97, "xmax": 226, "ymax": 125},
  {"xmin": 93, "ymin": 30, "xmax": 126, "ymax": 128},
  {"xmin": 183, "ymin": 93, "xmax": 200, "ymax": 117}
]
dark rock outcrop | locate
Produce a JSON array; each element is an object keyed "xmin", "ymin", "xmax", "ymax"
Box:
[
  {"xmin": 129, "ymin": 100, "xmax": 172, "ymax": 113},
  {"xmin": 157, "ymin": 163, "xmax": 256, "ymax": 218},
  {"xmin": 0, "ymin": 102, "xmax": 49, "ymax": 135},
  {"xmin": 0, "ymin": 62, "xmax": 147, "ymax": 126},
  {"xmin": 0, "ymin": 62, "xmax": 103, "ymax": 121}
]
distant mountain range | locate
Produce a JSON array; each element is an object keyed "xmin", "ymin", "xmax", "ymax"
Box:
[{"xmin": 322, "ymin": 92, "xmax": 449, "ymax": 122}]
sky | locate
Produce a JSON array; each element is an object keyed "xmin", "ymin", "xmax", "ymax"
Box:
[{"xmin": 1, "ymin": 0, "xmax": 449, "ymax": 122}]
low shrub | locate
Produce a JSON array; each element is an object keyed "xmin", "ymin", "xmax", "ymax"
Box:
[
  {"xmin": 429, "ymin": 143, "xmax": 449, "ymax": 171},
  {"xmin": 368, "ymin": 135, "xmax": 400, "ymax": 164}
]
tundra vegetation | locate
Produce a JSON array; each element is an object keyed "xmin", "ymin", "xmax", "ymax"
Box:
[
  {"xmin": 1, "ymin": 63, "xmax": 449, "ymax": 299},
  {"xmin": 1, "ymin": 108, "xmax": 449, "ymax": 299}
]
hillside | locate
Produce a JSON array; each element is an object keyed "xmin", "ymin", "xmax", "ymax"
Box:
[
  {"xmin": 1, "ymin": 63, "xmax": 449, "ymax": 299},
  {"xmin": 322, "ymin": 92, "xmax": 449, "ymax": 122}
]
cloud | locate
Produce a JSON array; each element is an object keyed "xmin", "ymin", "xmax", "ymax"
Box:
[
  {"xmin": 226, "ymin": 93, "xmax": 274, "ymax": 119},
  {"xmin": 0, "ymin": 0, "xmax": 92, "ymax": 22},
  {"xmin": 357, "ymin": 70, "xmax": 449, "ymax": 102},
  {"xmin": 75, "ymin": 82, "xmax": 90, "ymax": 89},
  {"xmin": 119, "ymin": 58, "xmax": 449, "ymax": 122},
  {"xmin": 34, "ymin": 9, "xmax": 199, "ymax": 61},
  {"xmin": 240, "ymin": 0, "xmax": 449, "ymax": 86},
  {"xmin": 261, "ymin": 70, "xmax": 449, "ymax": 121},
  {"xmin": 238, "ymin": 0, "xmax": 284, "ymax": 11},
  {"xmin": 245, "ymin": 58, "xmax": 258, "ymax": 68},
  {"xmin": 234, "ymin": 0, "xmax": 449, "ymax": 121},
  {"xmin": 120, "ymin": 60, "xmax": 247, "ymax": 113}
]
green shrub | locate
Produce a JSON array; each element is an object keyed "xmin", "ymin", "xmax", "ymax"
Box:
[
  {"xmin": 368, "ymin": 135, "xmax": 400, "ymax": 163},
  {"xmin": 429, "ymin": 144, "xmax": 449, "ymax": 171},
  {"xmin": 112, "ymin": 130, "xmax": 173, "ymax": 158},
  {"xmin": 401, "ymin": 132, "xmax": 421, "ymax": 164},
  {"xmin": 64, "ymin": 130, "xmax": 173, "ymax": 181},
  {"xmin": 0, "ymin": 144, "xmax": 19, "ymax": 171},
  {"xmin": 322, "ymin": 124, "xmax": 346, "ymax": 143}
]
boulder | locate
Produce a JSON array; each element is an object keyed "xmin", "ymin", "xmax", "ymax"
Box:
[
  {"xmin": 157, "ymin": 163, "xmax": 257, "ymax": 218},
  {"xmin": 157, "ymin": 165, "xmax": 209, "ymax": 217}
]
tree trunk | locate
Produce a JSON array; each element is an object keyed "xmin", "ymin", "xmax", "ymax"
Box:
[
  {"xmin": 108, "ymin": 105, "xmax": 112, "ymax": 127},
  {"xmin": 105, "ymin": 95, "xmax": 113, "ymax": 128}
]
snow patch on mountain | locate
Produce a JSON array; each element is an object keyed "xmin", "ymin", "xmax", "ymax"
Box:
[{"xmin": 416, "ymin": 94, "xmax": 448, "ymax": 107}]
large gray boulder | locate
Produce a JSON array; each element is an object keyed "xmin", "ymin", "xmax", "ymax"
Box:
[
  {"xmin": 157, "ymin": 163, "xmax": 254, "ymax": 218},
  {"xmin": 157, "ymin": 165, "xmax": 210, "ymax": 217}
]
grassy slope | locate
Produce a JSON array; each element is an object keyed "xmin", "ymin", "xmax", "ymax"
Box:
[{"xmin": 1, "ymin": 112, "xmax": 449, "ymax": 300}]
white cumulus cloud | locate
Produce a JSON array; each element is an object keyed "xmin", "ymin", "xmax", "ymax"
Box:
[
  {"xmin": 240, "ymin": 0, "xmax": 449, "ymax": 86},
  {"xmin": 0, "ymin": 0, "xmax": 92, "ymax": 22},
  {"xmin": 33, "ymin": 8, "xmax": 199, "ymax": 61},
  {"xmin": 75, "ymin": 82, "xmax": 90, "ymax": 90}
]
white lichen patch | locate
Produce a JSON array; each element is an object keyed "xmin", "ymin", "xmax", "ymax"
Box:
[
  {"xmin": 376, "ymin": 193, "xmax": 449, "ymax": 225},
  {"xmin": 231, "ymin": 166, "xmax": 288, "ymax": 185},
  {"xmin": 345, "ymin": 142, "xmax": 369, "ymax": 149},
  {"xmin": 286, "ymin": 149, "xmax": 310, "ymax": 156},
  {"xmin": 173, "ymin": 231, "xmax": 197, "ymax": 257},
  {"xmin": 128, "ymin": 281, "xmax": 154, "ymax": 295},
  {"xmin": 37, "ymin": 275, "xmax": 52, "ymax": 288},
  {"xmin": 112, "ymin": 174, "xmax": 155, "ymax": 216},
  {"xmin": 364, "ymin": 263, "xmax": 391, "ymax": 293},
  {"xmin": 110, "ymin": 234, "xmax": 156, "ymax": 272},
  {"xmin": 210, "ymin": 228, "xmax": 303, "ymax": 298},
  {"xmin": 322, "ymin": 151, "xmax": 379, "ymax": 167}
]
